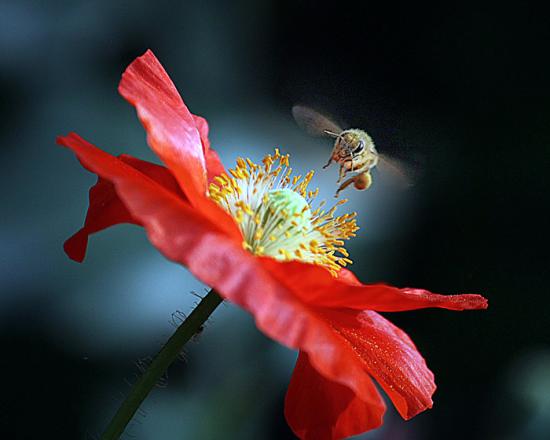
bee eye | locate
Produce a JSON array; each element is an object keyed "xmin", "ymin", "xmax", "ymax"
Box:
[{"xmin": 352, "ymin": 141, "xmax": 364, "ymax": 154}]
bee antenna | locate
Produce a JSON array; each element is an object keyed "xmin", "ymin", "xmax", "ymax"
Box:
[{"xmin": 323, "ymin": 130, "xmax": 340, "ymax": 138}]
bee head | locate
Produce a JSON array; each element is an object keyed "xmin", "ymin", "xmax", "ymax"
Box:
[{"xmin": 335, "ymin": 130, "xmax": 369, "ymax": 159}]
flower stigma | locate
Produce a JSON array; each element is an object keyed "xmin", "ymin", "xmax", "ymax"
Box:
[{"xmin": 208, "ymin": 150, "xmax": 358, "ymax": 275}]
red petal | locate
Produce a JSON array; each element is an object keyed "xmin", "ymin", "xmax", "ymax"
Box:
[
  {"xmin": 322, "ymin": 309, "xmax": 436, "ymax": 420},
  {"xmin": 58, "ymin": 132, "xmax": 242, "ymax": 240},
  {"xmin": 192, "ymin": 114, "xmax": 225, "ymax": 182},
  {"xmin": 261, "ymin": 260, "xmax": 488, "ymax": 312},
  {"xmin": 59, "ymin": 133, "xmax": 383, "ymax": 421},
  {"xmin": 285, "ymin": 352, "xmax": 385, "ymax": 440},
  {"xmin": 118, "ymin": 50, "xmax": 207, "ymax": 204},
  {"xmin": 64, "ymin": 174, "xmax": 133, "ymax": 263},
  {"xmin": 64, "ymin": 154, "xmax": 184, "ymax": 262}
]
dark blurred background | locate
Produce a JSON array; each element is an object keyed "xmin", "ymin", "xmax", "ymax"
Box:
[{"xmin": 1, "ymin": 1, "xmax": 549, "ymax": 439}]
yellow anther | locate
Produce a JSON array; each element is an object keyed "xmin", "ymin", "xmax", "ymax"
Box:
[
  {"xmin": 278, "ymin": 248, "xmax": 292, "ymax": 259},
  {"xmin": 229, "ymin": 169, "xmax": 240, "ymax": 179},
  {"xmin": 237, "ymin": 158, "xmax": 247, "ymax": 169},
  {"xmin": 214, "ymin": 176, "xmax": 227, "ymax": 186},
  {"xmin": 337, "ymin": 248, "xmax": 349, "ymax": 257}
]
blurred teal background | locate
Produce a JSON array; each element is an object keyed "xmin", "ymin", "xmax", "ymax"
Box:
[{"xmin": 1, "ymin": 1, "xmax": 549, "ymax": 439}]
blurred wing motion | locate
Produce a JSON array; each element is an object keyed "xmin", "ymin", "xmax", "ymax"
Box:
[
  {"xmin": 292, "ymin": 105, "xmax": 343, "ymax": 137},
  {"xmin": 377, "ymin": 154, "xmax": 415, "ymax": 188}
]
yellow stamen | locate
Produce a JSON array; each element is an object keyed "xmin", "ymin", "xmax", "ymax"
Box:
[{"xmin": 208, "ymin": 150, "xmax": 358, "ymax": 275}]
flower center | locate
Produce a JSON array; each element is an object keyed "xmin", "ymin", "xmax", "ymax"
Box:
[{"xmin": 208, "ymin": 150, "xmax": 358, "ymax": 275}]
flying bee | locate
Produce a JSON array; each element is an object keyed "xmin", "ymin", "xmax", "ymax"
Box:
[{"xmin": 292, "ymin": 105, "xmax": 411, "ymax": 197}]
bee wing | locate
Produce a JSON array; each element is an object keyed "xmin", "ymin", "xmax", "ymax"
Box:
[
  {"xmin": 292, "ymin": 105, "xmax": 344, "ymax": 137},
  {"xmin": 377, "ymin": 154, "xmax": 415, "ymax": 188}
]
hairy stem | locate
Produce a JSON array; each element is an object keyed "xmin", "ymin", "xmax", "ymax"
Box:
[{"xmin": 100, "ymin": 289, "xmax": 223, "ymax": 440}]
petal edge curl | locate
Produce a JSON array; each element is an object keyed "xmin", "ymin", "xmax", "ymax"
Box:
[
  {"xmin": 63, "ymin": 154, "xmax": 184, "ymax": 262},
  {"xmin": 322, "ymin": 309, "xmax": 437, "ymax": 420},
  {"xmin": 285, "ymin": 352, "xmax": 385, "ymax": 440},
  {"xmin": 192, "ymin": 114, "xmax": 225, "ymax": 182},
  {"xmin": 118, "ymin": 50, "xmax": 207, "ymax": 204},
  {"xmin": 260, "ymin": 260, "xmax": 488, "ymax": 312}
]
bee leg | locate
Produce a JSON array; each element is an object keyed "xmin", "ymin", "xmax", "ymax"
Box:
[
  {"xmin": 334, "ymin": 175, "xmax": 357, "ymax": 197},
  {"xmin": 336, "ymin": 165, "xmax": 348, "ymax": 184},
  {"xmin": 322, "ymin": 156, "xmax": 333, "ymax": 169},
  {"xmin": 334, "ymin": 172, "xmax": 373, "ymax": 198}
]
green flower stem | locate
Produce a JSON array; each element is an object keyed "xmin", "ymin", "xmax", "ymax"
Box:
[{"xmin": 100, "ymin": 289, "xmax": 223, "ymax": 440}]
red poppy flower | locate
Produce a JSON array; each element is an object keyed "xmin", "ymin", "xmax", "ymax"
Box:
[{"xmin": 58, "ymin": 50, "xmax": 487, "ymax": 440}]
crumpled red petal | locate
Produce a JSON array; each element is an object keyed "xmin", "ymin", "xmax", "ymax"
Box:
[
  {"xmin": 321, "ymin": 309, "xmax": 436, "ymax": 420},
  {"xmin": 285, "ymin": 352, "xmax": 385, "ymax": 440},
  {"xmin": 192, "ymin": 114, "xmax": 225, "ymax": 183},
  {"xmin": 118, "ymin": 50, "xmax": 208, "ymax": 204},
  {"xmin": 260, "ymin": 260, "xmax": 488, "ymax": 312},
  {"xmin": 63, "ymin": 154, "xmax": 183, "ymax": 262},
  {"xmin": 58, "ymin": 132, "xmax": 243, "ymax": 243}
]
